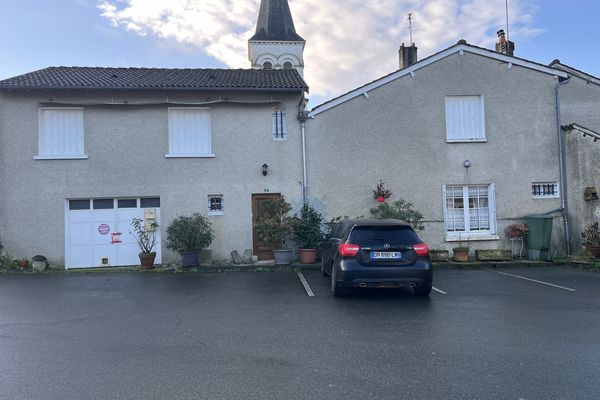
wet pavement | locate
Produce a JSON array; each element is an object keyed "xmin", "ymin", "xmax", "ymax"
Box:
[{"xmin": 0, "ymin": 267, "xmax": 599, "ymax": 399}]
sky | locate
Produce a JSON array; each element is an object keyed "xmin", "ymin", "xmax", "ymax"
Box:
[{"xmin": 0, "ymin": 0, "xmax": 598, "ymax": 107}]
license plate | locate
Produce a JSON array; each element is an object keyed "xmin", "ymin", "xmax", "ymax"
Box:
[{"xmin": 371, "ymin": 251, "xmax": 401, "ymax": 260}]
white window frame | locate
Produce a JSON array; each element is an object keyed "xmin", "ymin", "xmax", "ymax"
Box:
[
  {"xmin": 272, "ymin": 109, "xmax": 288, "ymax": 141},
  {"xmin": 445, "ymin": 95, "xmax": 486, "ymax": 143},
  {"xmin": 35, "ymin": 107, "xmax": 88, "ymax": 160},
  {"xmin": 166, "ymin": 107, "xmax": 214, "ymax": 158},
  {"xmin": 208, "ymin": 195, "xmax": 224, "ymax": 216},
  {"xmin": 442, "ymin": 184, "xmax": 498, "ymax": 241},
  {"xmin": 532, "ymin": 182, "xmax": 560, "ymax": 199}
]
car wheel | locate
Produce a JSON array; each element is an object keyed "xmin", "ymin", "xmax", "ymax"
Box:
[
  {"xmin": 320, "ymin": 258, "xmax": 328, "ymax": 277},
  {"xmin": 330, "ymin": 267, "xmax": 345, "ymax": 296},
  {"xmin": 414, "ymin": 283, "xmax": 432, "ymax": 297}
]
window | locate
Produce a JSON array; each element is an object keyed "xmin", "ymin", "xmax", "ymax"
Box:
[
  {"xmin": 167, "ymin": 108, "xmax": 213, "ymax": 157},
  {"xmin": 69, "ymin": 200, "xmax": 90, "ymax": 210},
  {"xmin": 118, "ymin": 199, "xmax": 138, "ymax": 208},
  {"xmin": 283, "ymin": 62, "xmax": 293, "ymax": 70},
  {"xmin": 93, "ymin": 199, "xmax": 114, "ymax": 209},
  {"xmin": 272, "ymin": 110, "xmax": 288, "ymax": 140},
  {"xmin": 532, "ymin": 182, "xmax": 560, "ymax": 199},
  {"xmin": 443, "ymin": 184, "xmax": 497, "ymax": 239},
  {"xmin": 37, "ymin": 108, "xmax": 87, "ymax": 159},
  {"xmin": 208, "ymin": 195, "xmax": 223, "ymax": 215},
  {"xmin": 140, "ymin": 198, "xmax": 160, "ymax": 208},
  {"xmin": 263, "ymin": 61, "xmax": 273, "ymax": 70},
  {"xmin": 445, "ymin": 96, "xmax": 486, "ymax": 142}
]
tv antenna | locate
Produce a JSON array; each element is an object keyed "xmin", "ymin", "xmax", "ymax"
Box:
[{"xmin": 402, "ymin": 13, "xmax": 417, "ymax": 44}]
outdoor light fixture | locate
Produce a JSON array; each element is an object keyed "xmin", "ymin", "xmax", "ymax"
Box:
[
  {"xmin": 463, "ymin": 160, "xmax": 472, "ymax": 169},
  {"xmin": 262, "ymin": 163, "xmax": 269, "ymax": 176}
]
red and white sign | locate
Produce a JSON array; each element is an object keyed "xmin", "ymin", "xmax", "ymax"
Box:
[
  {"xmin": 98, "ymin": 224, "xmax": 110, "ymax": 235},
  {"xmin": 111, "ymin": 232, "xmax": 122, "ymax": 244}
]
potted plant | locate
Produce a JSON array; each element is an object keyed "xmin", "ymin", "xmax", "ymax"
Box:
[
  {"xmin": 373, "ymin": 180, "xmax": 392, "ymax": 203},
  {"xmin": 452, "ymin": 246, "xmax": 470, "ymax": 262},
  {"xmin": 130, "ymin": 218, "xmax": 160, "ymax": 270},
  {"xmin": 256, "ymin": 198, "xmax": 293, "ymax": 265},
  {"xmin": 505, "ymin": 223, "xmax": 528, "ymax": 238},
  {"xmin": 17, "ymin": 258, "xmax": 29, "ymax": 269},
  {"xmin": 166, "ymin": 213, "xmax": 215, "ymax": 268},
  {"xmin": 290, "ymin": 203, "xmax": 324, "ymax": 264},
  {"xmin": 582, "ymin": 222, "xmax": 600, "ymax": 258}
]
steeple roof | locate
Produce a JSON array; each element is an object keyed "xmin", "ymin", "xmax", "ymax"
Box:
[{"xmin": 249, "ymin": 0, "xmax": 304, "ymax": 42}]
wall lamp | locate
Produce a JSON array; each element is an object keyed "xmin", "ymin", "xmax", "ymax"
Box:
[{"xmin": 262, "ymin": 163, "xmax": 269, "ymax": 176}]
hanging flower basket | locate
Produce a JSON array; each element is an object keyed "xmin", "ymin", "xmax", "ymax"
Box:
[{"xmin": 373, "ymin": 180, "xmax": 392, "ymax": 202}]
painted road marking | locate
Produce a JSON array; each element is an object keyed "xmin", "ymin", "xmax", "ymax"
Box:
[
  {"xmin": 432, "ymin": 286, "xmax": 447, "ymax": 295},
  {"xmin": 495, "ymin": 271, "xmax": 576, "ymax": 292},
  {"xmin": 297, "ymin": 272, "xmax": 315, "ymax": 297}
]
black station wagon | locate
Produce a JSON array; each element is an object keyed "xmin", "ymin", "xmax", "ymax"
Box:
[{"xmin": 321, "ymin": 218, "xmax": 433, "ymax": 296}]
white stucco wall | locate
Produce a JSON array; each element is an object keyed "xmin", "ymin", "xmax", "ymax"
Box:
[
  {"xmin": 306, "ymin": 52, "xmax": 566, "ymax": 255},
  {"xmin": 0, "ymin": 89, "xmax": 305, "ymax": 265}
]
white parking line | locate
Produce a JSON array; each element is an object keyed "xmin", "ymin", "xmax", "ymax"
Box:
[
  {"xmin": 432, "ymin": 286, "xmax": 447, "ymax": 295},
  {"xmin": 495, "ymin": 271, "xmax": 576, "ymax": 292},
  {"xmin": 297, "ymin": 272, "xmax": 315, "ymax": 297}
]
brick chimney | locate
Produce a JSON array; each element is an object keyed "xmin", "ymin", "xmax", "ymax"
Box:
[
  {"xmin": 399, "ymin": 43, "xmax": 418, "ymax": 69},
  {"xmin": 495, "ymin": 29, "xmax": 515, "ymax": 56}
]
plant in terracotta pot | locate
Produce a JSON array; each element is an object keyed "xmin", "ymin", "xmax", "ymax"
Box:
[
  {"xmin": 452, "ymin": 246, "xmax": 470, "ymax": 262},
  {"xmin": 582, "ymin": 222, "xmax": 600, "ymax": 258},
  {"xmin": 130, "ymin": 218, "xmax": 160, "ymax": 270},
  {"xmin": 17, "ymin": 258, "xmax": 29, "ymax": 269},
  {"xmin": 505, "ymin": 223, "xmax": 528, "ymax": 239},
  {"xmin": 256, "ymin": 198, "xmax": 293, "ymax": 265},
  {"xmin": 290, "ymin": 203, "xmax": 324, "ymax": 264},
  {"xmin": 166, "ymin": 213, "xmax": 215, "ymax": 269}
]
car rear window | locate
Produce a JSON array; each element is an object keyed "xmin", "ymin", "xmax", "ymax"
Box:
[{"xmin": 349, "ymin": 226, "xmax": 420, "ymax": 245}]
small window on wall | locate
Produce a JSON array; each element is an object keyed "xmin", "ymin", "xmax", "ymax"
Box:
[
  {"xmin": 273, "ymin": 110, "xmax": 288, "ymax": 140},
  {"xmin": 445, "ymin": 96, "xmax": 486, "ymax": 142},
  {"xmin": 37, "ymin": 108, "xmax": 87, "ymax": 159},
  {"xmin": 532, "ymin": 182, "xmax": 560, "ymax": 199},
  {"xmin": 208, "ymin": 195, "xmax": 223, "ymax": 215}
]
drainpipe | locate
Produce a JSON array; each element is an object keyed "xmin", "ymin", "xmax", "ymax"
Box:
[
  {"xmin": 298, "ymin": 111, "xmax": 309, "ymax": 205},
  {"xmin": 556, "ymin": 77, "xmax": 571, "ymax": 256}
]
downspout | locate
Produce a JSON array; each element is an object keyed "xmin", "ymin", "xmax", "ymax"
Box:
[
  {"xmin": 556, "ymin": 77, "xmax": 571, "ymax": 256},
  {"xmin": 299, "ymin": 111, "xmax": 309, "ymax": 205}
]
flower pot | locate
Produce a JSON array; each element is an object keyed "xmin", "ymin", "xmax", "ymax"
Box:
[
  {"xmin": 377, "ymin": 196, "xmax": 385, "ymax": 203},
  {"xmin": 139, "ymin": 252, "xmax": 157, "ymax": 270},
  {"xmin": 585, "ymin": 245, "xmax": 600, "ymax": 258},
  {"xmin": 452, "ymin": 248, "xmax": 469, "ymax": 262},
  {"xmin": 180, "ymin": 251, "xmax": 199, "ymax": 268},
  {"xmin": 298, "ymin": 248, "xmax": 317, "ymax": 264},
  {"xmin": 273, "ymin": 249, "xmax": 292, "ymax": 265},
  {"xmin": 18, "ymin": 259, "xmax": 29, "ymax": 269}
]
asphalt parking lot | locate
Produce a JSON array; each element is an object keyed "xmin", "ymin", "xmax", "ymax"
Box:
[{"xmin": 0, "ymin": 267, "xmax": 599, "ymax": 400}]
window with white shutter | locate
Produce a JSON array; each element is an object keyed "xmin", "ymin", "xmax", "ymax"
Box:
[
  {"xmin": 36, "ymin": 108, "xmax": 87, "ymax": 159},
  {"xmin": 272, "ymin": 110, "xmax": 288, "ymax": 140},
  {"xmin": 167, "ymin": 108, "xmax": 213, "ymax": 157},
  {"xmin": 445, "ymin": 96, "xmax": 486, "ymax": 142},
  {"xmin": 443, "ymin": 184, "xmax": 497, "ymax": 239}
]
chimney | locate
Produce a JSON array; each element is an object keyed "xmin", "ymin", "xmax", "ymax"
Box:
[
  {"xmin": 495, "ymin": 29, "xmax": 515, "ymax": 56},
  {"xmin": 399, "ymin": 43, "xmax": 418, "ymax": 69}
]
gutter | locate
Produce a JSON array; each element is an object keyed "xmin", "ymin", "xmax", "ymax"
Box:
[
  {"xmin": 298, "ymin": 110, "xmax": 309, "ymax": 205},
  {"xmin": 556, "ymin": 77, "xmax": 571, "ymax": 256}
]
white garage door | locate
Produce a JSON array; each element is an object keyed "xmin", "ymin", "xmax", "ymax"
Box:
[{"xmin": 66, "ymin": 198, "xmax": 162, "ymax": 269}]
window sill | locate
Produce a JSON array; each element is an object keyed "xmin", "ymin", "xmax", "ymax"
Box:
[
  {"xmin": 446, "ymin": 139, "xmax": 487, "ymax": 143},
  {"xmin": 532, "ymin": 196, "xmax": 560, "ymax": 200},
  {"xmin": 208, "ymin": 211, "xmax": 224, "ymax": 216},
  {"xmin": 273, "ymin": 138, "xmax": 288, "ymax": 142},
  {"xmin": 34, "ymin": 155, "xmax": 89, "ymax": 160},
  {"xmin": 445, "ymin": 233, "xmax": 500, "ymax": 242},
  {"xmin": 165, "ymin": 154, "xmax": 216, "ymax": 158}
]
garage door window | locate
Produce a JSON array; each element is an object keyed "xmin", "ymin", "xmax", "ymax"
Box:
[
  {"xmin": 118, "ymin": 199, "xmax": 138, "ymax": 208},
  {"xmin": 140, "ymin": 198, "xmax": 160, "ymax": 208},
  {"xmin": 69, "ymin": 200, "xmax": 90, "ymax": 210},
  {"xmin": 93, "ymin": 199, "xmax": 114, "ymax": 209}
]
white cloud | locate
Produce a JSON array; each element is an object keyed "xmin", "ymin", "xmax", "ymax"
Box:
[{"xmin": 98, "ymin": 0, "xmax": 542, "ymax": 101}]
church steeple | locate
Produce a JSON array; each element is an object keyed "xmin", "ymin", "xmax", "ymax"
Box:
[{"xmin": 248, "ymin": 0, "xmax": 305, "ymax": 76}]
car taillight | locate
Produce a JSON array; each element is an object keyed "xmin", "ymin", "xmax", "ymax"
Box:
[
  {"xmin": 338, "ymin": 243, "xmax": 360, "ymax": 257},
  {"xmin": 413, "ymin": 243, "xmax": 429, "ymax": 256}
]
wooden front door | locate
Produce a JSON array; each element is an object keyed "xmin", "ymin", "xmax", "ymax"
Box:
[{"xmin": 252, "ymin": 193, "xmax": 282, "ymax": 260}]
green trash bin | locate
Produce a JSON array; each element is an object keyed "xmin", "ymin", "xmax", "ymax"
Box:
[{"xmin": 524, "ymin": 214, "xmax": 554, "ymax": 260}]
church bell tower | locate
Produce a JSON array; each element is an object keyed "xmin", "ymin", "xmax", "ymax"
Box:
[{"xmin": 248, "ymin": 0, "xmax": 305, "ymax": 76}]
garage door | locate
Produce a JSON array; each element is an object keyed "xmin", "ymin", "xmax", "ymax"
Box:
[{"xmin": 66, "ymin": 198, "xmax": 161, "ymax": 269}]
